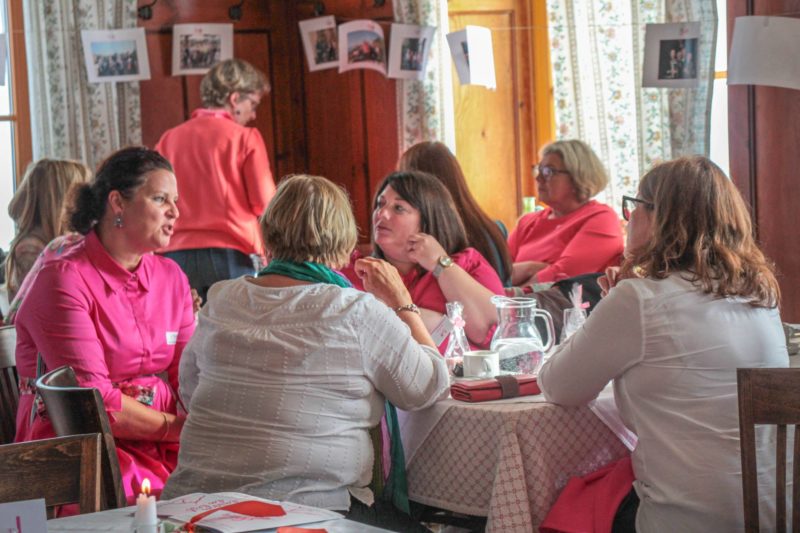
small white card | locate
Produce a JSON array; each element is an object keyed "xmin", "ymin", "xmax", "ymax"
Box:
[
  {"xmin": 728, "ymin": 16, "xmax": 800, "ymax": 91},
  {"xmin": 298, "ymin": 16, "xmax": 339, "ymax": 72},
  {"xmin": 429, "ymin": 316, "xmax": 454, "ymax": 346},
  {"xmin": 446, "ymin": 25, "xmax": 496, "ymax": 89},
  {"xmin": 166, "ymin": 331, "xmax": 178, "ymax": 345},
  {"xmin": 81, "ymin": 28, "xmax": 151, "ymax": 83},
  {"xmin": 387, "ymin": 23, "xmax": 436, "ymax": 80},
  {"xmin": 642, "ymin": 22, "xmax": 701, "ymax": 88},
  {"xmin": 0, "ymin": 498, "xmax": 47, "ymax": 533},
  {"xmin": 172, "ymin": 23, "xmax": 233, "ymax": 76}
]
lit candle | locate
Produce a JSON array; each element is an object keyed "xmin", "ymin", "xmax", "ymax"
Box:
[{"xmin": 134, "ymin": 478, "xmax": 158, "ymax": 533}]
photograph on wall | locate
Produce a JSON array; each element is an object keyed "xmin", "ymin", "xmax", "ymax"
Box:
[
  {"xmin": 446, "ymin": 25, "xmax": 495, "ymax": 89},
  {"xmin": 642, "ymin": 22, "xmax": 701, "ymax": 88},
  {"xmin": 338, "ymin": 20, "xmax": 386, "ymax": 75},
  {"xmin": 81, "ymin": 28, "xmax": 150, "ymax": 83},
  {"xmin": 0, "ymin": 36, "xmax": 6, "ymax": 86},
  {"xmin": 728, "ymin": 16, "xmax": 800, "ymax": 91},
  {"xmin": 387, "ymin": 23, "xmax": 436, "ymax": 80},
  {"xmin": 172, "ymin": 23, "xmax": 233, "ymax": 76},
  {"xmin": 299, "ymin": 16, "xmax": 339, "ymax": 72}
]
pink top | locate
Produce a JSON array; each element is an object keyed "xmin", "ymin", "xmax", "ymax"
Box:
[
  {"xmin": 342, "ymin": 248, "xmax": 505, "ymax": 350},
  {"xmin": 508, "ymin": 200, "xmax": 623, "ymax": 283},
  {"xmin": 13, "ymin": 231, "xmax": 195, "ymax": 501},
  {"xmin": 155, "ymin": 109, "xmax": 276, "ymax": 256}
]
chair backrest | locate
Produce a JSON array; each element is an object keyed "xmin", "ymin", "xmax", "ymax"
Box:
[
  {"xmin": 737, "ymin": 367, "xmax": 800, "ymax": 532},
  {"xmin": 0, "ymin": 433, "xmax": 102, "ymax": 517},
  {"xmin": 35, "ymin": 366, "xmax": 127, "ymax": 510},
  {"xmin": 0, "ymin": 325, "xmax": 18, "ymax": 444}
]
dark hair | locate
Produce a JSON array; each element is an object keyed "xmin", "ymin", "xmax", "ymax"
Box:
[
  {"xmin": 69, "ymin": 146, "xmax": 173, "ymax": 235},
  {"xmin": 372, "ymin": 170, "xmax": 469, "ymax": 261},
  {"xmin": 622, "ymin": 156, "xmax": 779, "ymax": 307},
  {"xmin": 398, "ymin": 141, "xmax": 513, "ymax": 283}
]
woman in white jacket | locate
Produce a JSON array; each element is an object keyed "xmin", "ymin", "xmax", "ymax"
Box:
[{"xmin": 539, "ymin": 156, "xmax": 787, "ymax": 532}]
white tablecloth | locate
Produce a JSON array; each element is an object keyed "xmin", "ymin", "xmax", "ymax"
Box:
[{"xmin": 403, "ymin": 395, "xmax": 630, "ymax": 532}]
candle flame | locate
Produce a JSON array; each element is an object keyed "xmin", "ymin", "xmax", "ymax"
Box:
[{"xmin": 142, "ymin": 478, "xmax": 151, "ymax": 495}]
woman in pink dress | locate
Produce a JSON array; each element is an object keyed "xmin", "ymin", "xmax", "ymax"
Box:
[{"xmin": 13, "ymin": 146, "xmax": 195, "ymax": 503}]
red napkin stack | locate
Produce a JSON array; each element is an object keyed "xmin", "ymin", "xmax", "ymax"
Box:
[{"xmin": 450, "ymin": 374, "xmax": 541, "ymax": 402}]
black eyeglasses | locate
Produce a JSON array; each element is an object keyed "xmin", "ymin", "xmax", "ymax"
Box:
[
  {"xmin": 533, "ymin": 164, "xmax": 571, "ymax": 182},
  {"xmin": 621, "ymin": 195, "xmax": 654, "ymax": 221}
]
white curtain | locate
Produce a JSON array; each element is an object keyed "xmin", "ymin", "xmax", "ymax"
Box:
[
  {"xmin": 546, "ymin": 0, "xmax": 717, "ymax": 205},
  {"xmin": 393, "ymin": 0, "xmax": 456, "ymax": 153},
  {"xmin": 24, "ymin": 0, "xmax": 141, "ymax": 170}
]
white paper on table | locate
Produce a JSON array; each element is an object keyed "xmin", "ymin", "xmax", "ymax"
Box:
[
  {"xmin": 80, "ymin": 28, "xmax": 151, "ymax": 83},
  {"xmin": 642, "ymin": 22, "xmax": 701, "ymax": 88},
  {"xmin": 157, "ymin": 492, "xmax": 342, "ymax": 533},
  {"xmin": 728, "ymin": 16, "xmax": 800, "ymax": 91},
  {"xmin": 338, "ymin": 20, "xmax": 387, "ymax": 76},
  {"xmin": 0, "ymin": 498, "xmax": 47, "ymax": 533},
  {"xmin": 387, "ymin": 23, "xmax": 436, "ymax": 80},
  {"xmin": 0, "ymin": 36, "xmax": 6, "ymax": 86},
  {"xmin": 589, "ymin": 387, "xmax": 638, "ymax": 452},
  {"xmin": 446, "ymin": 25, "xmax": 496, "ymax": 89},
  {"xmin": 299, "ymin": 16, "xmax": 339, "ymax": 72},
  {"xmin": 171, "ymin": 24, "xmax": 233, "ymax": 76}
]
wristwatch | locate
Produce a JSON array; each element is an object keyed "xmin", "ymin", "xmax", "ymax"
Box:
[{"xmin": 432, "ymin": 255, "xmax": 454, "ymax": 278}]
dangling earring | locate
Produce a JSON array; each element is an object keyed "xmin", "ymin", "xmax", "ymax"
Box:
[
  {"xmin": 234, "ymin": 110, "xmax": 241, "ymax": 115},
  {"xmin": 114, "ymin": 214, "xmax": 123, "ymax": 228}
]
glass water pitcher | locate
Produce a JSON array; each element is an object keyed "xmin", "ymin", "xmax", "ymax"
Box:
[{"xmin": 490, "ymin": 296, "xmax": 555, "ymax": 375}]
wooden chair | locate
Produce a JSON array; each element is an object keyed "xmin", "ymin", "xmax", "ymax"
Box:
[
  {"xmin": 0, "ymin": 433, "xmax": 102, "ymax": 517},
  {"xmin": 0, "ymin": 325, "xmax": 18, "ymax": 444},
  {"xmin": 35, "ymin": 366, "xmax": 127, "ymax": 510},
  {"xmin": 737, "ymin": 368, "xmax": 800, "ymax": 532}
]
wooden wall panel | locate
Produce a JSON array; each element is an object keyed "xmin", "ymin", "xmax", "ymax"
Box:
[
  {"xmin": 447, "ymin": 1, "xmax": 535, "ymax": 231},
  {"xmin": 140, "ymin": 33, "xmax": 184, "ymax": 148},
  {"xmin": 728, "ymin": 0, "xmax": 800, "ymax": 321}
]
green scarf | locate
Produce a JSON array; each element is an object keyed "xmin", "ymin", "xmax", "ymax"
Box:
[
  {"xmin": 259, "ymin": 258, "xmax": 410, "ymax": 513},
  {"xmin": 257, "ymin": 258, "xmax": 351, "ymax": 287}
]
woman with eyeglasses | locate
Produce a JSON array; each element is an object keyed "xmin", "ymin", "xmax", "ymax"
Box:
[
  {"xmin": 156, "ymin": 58, "xmax": 276, "ymax": 302},
  {"xmin": 538, "ymin": 156, "xmax": 787, "ymax": 532},
  {"xmin": 508, "ymin": 139, "xmax": 623, "ymax": 285}
]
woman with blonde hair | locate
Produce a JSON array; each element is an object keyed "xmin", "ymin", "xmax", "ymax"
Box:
[
  {"xmin": 538, "ymin": 156, "xmax": 786, "ymax": 532},
  {"xmin": 509, "ymin": 139, "xmax": 623, "ymax": 284},
  {"xmin": 5, "ymin": 159, "xmax": 91, "ymax": 301},
  {"xmin": 157, "ymin": 58, "xmax": 276, "ymax": 301},
  {"xmin": 165, "ymin": 174, "xmax": 447, "ymax": 531}
]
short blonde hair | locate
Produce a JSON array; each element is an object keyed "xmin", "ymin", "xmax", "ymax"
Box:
[
  {"xmin": 541, "ymin": 139, "xmax": 609, "ymax": 201},
  {"xmin": 261, "ymin": 174, "xmax": 357, "ymax": 268},
  {"xmin": 200, "ymin": 59, "xmax": 270, "ymax": 108}
]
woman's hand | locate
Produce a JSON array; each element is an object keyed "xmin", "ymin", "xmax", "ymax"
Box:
[
  {"xmin": 354, "ymin": 257, "xmax": 413, "ymax": 309},
  {"xmin": 407, "ymin": 233, "xmax": 448, "ymax": 272},
  {"xmin": 511, "ymin": 261, "xmax": 550, "ymax": 286},
  {"xmin": 190, "ymin": 288, "xmax": 202, "ymax": 314},
  {"xmin": 598, "ymin": 266, "xmax": 621, "ymax": 297}
]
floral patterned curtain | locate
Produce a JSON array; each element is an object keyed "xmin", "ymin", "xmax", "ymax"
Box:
[
  {"xmin": 23, "ymin": 0, "xmax": 141, "ymax": 170},
  {"xmin": 546, "ymin": 0, "xmax": 716, "ymax": 205},
  {"xmin": 393, "ymin": 0, "xmax": 456, "ymax": 153}
]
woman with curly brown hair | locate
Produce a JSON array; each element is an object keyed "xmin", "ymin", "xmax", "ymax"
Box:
[{"xmin": 538, "ymin": 156, "xmax": 787, "ymax": 532}]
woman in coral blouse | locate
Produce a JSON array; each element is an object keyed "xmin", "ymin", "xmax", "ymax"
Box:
[
  {"xmin": 14, "ymin": 147, "xmax": 195, "ymax": 502},
  {"xmin": 343, "ymin": 170, "xmax": 504, "ymax": 350},
  {"xmin": 509, "ymin": 139, "xmax": 623, "ymax": 285}
]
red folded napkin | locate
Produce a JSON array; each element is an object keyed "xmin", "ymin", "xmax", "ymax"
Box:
[
  {"xmin": 450, "ymin": 374, "xmax": 541, "ymax": 402},
  {"xmin": 187, "ymin": 500, "xmax": 286, "ymax": 530}
]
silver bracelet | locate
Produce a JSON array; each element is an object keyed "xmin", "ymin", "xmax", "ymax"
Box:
[{"xmin": 394, "ymin": 303, "xmax": 421, "ymax": 315}]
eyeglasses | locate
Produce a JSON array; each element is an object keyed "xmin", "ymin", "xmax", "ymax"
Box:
[
  {"xmin": 241, "ymin": 94, "xmax": 261, "ymax": 107},
  {"xmin": 621, "ymin": 195, "xmax": 654, "ymax": 221},
  {"xmin": 533, "ymin": 164, "xmax": 571, "ymax": 182}
]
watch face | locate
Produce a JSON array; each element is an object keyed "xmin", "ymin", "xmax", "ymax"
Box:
[{"xmin": 439, "ymin": 256, "xmax": 454, "ymax": 267}]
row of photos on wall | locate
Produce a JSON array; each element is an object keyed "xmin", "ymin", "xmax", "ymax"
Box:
[{"xmin": 0, "ymin": 16, "xmax": 798, "ymax": 90}]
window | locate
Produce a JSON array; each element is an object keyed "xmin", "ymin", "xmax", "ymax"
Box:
[
  {"xmin": 708, "ymin": 0, "xmax": 729, "ymax": 176},
  {"xmin": 0, "ymin": 0, "xmax": 31, "ymax": 250}
]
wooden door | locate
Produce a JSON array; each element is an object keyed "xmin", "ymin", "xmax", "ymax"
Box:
[
  {"xmin": 447, "ymin": 0, "xmax": 538, "ymax": 231},
  {"xmin": 727, "ymin": 0, "xmax": 800, "ymax": 321}
]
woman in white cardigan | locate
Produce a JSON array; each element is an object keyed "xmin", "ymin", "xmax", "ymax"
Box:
[
  {"xmin": 538, "ymin": 156, "xmax": 787, "ymax": 532},
  {"xmin": 164, "ymin": 174, "xmax": 449, "ymax": 531}
]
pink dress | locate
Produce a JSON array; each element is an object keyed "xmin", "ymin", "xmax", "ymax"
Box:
[
  {"xmin": 342, "ymin": 248, "xmax": 505, "ymax": 350},
  {"xmin": 13, "ymin": 231, "xmax": 195, "ymax": 503},
  {"xmin": 508, "ymin": 200, "xmax": 624, "ymax": 282}
]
